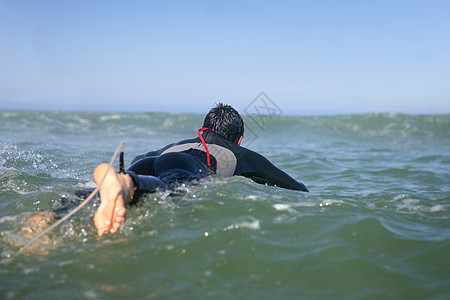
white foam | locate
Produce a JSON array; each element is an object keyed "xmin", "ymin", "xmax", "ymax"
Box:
[
  {"xmin": 100, "ymin": 114, "xmax": 121, "ymax": 122},
  {"xmin": 430, "ymin": 205, "xmax": 445, "ymax": 212},
  {"xmin": 23, "ymin": 267, "xmax": 40, "ymax": 275},
  {"xmin": 0, "ymin": 215, "xmax": 18, "ymax": 223},
  {"xmin": 273, "ymin": 203, "xmax": 291, "ymax": 211},
  {"xmin": 273, "ymin": 201, "xmax": 316, "ymax": 212},
  {"xmin": 238, "ymin": 220, "xmax": 260, "ymax": 230},
  {"xmin": 397, "ymin": 198, "xmax": 420, "ymax": 211},
  {"xmin": 76, "ymin": 181, "xmax": 96, "ymax": 189},
  {"xmin": 224, "ymin": 219, "xmax": 260, "ymax": 231},
  {"xmin": 58, "ymin": 260, "xmax": 74, "ymax": 267},
  {"xmin": 84, "ymin": 290, "xmax": 98, "ymax": 299}
]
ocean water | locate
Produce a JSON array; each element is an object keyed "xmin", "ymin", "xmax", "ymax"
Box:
[{"xmin": 0, "ymin": 110, "xmax": 449, "ymax": 299}]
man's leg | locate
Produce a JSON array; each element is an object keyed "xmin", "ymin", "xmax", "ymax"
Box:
[{"xmin": 93, "ymin": 164, "xmax": 135, "ymax": 236}]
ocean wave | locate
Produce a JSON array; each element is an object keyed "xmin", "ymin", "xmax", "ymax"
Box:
[{"xmin": 1, "ymin": 110, "xmax": 449, "ymax": 299}]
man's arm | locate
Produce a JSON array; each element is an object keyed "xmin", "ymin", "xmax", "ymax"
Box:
[{"xmin": 235, "ymin": 150, "xmax": 309, "ymax": 192}]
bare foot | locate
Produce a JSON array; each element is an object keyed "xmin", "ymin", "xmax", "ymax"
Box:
[{"xmin": 93, "ymin": 164, "xmax": 134, "ymax": 236}]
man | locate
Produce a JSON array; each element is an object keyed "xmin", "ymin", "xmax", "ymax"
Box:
[{"xmin": 94, "ymin": 103, "xmax": 308, "ymax": 236}]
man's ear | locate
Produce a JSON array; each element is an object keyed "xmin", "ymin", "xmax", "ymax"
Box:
[{"xmin": 236, "ymin": 135, "xmax": 243, "ymax": 145}]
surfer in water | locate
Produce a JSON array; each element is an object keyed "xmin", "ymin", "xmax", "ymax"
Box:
[{"xmin": 94, "ymin": 103, "xmax": 308, "ymax": 236}]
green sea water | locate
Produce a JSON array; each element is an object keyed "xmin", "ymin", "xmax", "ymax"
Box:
[{"xmin": 1, "ymin": 111, "xmax": 449, "ymax": 299}]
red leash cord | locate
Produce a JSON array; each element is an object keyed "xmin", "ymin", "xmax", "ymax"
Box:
[{"xmin": 198, "ymin": 127, "xmax": 211, "ymax": 167}]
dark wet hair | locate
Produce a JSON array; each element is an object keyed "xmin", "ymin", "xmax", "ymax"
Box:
[{"xmin": 203, "ymin": 103, "xmax": 244, "ymax": 143}]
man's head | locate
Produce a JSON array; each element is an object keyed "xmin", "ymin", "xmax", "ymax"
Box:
[{"xmin": 203, "ymin": 103, "xmax": 244, "ymax": 144}]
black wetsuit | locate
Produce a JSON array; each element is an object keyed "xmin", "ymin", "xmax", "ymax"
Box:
[{"xmin": 125, "ymin": 129, "xmax": 308, "ymax": 195}]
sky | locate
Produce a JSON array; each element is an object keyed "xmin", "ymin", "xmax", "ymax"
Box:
[{"xmin": 1, "ymin": 0, "xmax": 449, "ymax": 115}]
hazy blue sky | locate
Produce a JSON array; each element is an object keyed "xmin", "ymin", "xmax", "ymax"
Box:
[{"xmin": 1, "ymin": 0, "xmax": 449, "ymax": 115}]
